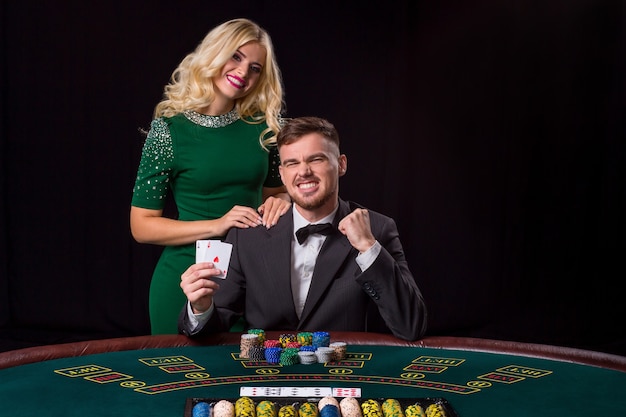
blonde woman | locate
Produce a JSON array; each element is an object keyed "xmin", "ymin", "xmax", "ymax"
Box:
[{"xmin": 130, "ymin": 18, "xmax": 290, "ymax": 334}]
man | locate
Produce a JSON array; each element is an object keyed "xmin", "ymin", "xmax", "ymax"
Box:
[{"xmin": 178, "ymin": 116, "xmax": 427, "ymax": 340}]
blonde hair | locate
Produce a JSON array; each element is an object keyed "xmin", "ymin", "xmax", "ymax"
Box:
[{"xmin": 154, "ymin": 18, "xmax": 284, "ymax": 148}]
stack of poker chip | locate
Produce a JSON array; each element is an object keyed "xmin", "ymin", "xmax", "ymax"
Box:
[
  {"xmin": 279, "ymin": 333, "xmax": 297, "ymax": 347},
  {"xmin": 381, "ymin": 399, "xmax": 403, "ymax": 417},
  {"xmin": 248, "ymin": 345, "xmax": 266, "ymax": 361},
  {"xmin": 329, "ymin": 341, "xmax": 347, "ymax": 361},
  {"xmin": 315, "ymin": 346, "xmax": 335, "ymax": 363},
  {"xmin": 236, "ymin": 330, "xmax": 347, "ymax": 366},
  {"xmin": 279, "ymin": 347, "xmax": 300, "ymax": 365},
  {"xmin": 297, "ymin": 332, "xmax": 313, "ymax": 346},
  {"xmin": 298, "ymin": 402, "xmax": 319, "ymax": 417},
  {"xmin": 256, "ymin": 400, "xmax": 277, "ymax": 417},
  {"xmin": 248, "ymin": 328, "xmax": 266, "ymax": 345},
  {"xmin": 339, "ymin": 398, "xmax": 362, "ymax": 417},
  {"xmin": 318, "ymin": 397, "xmax": 341, "ymax": 417},
  {"xmin": 404, "ymin": 405, "xmax": 425, "ymax": 417},
  {"xmin": 264, "ymin": 339, "xmax": 282, "ymax": 349},
  {"xmin": 265, "ymin": 347, "xmax": 282, "ymax": 364},
  {"xmin": 361, "ymin": 399, "xmax": 382, "ymax": 417},
  {"xmin": 213, "ymin": 400, "xmax": 235, "ymax": 417},
  {"xmin": 192, "ymin": 401, "xmax": 211, "ymax": 417},
  {"xmin": 312, "ymin": 331, "xmax": 330, "ymax": 348},
  {"xmin": 278, "ymin": 405, "xmax": 297, "ymax": 417},
  {"xmin": 235, "ymin": 397, "xmax": 256, "ymax": 417},
  {"xmin": 240, "ymin": 333, "xmax": 260, "ymax": 359},
  {"xmin": 297, "ymin": 350, "xmax": 317, "ymax": 365}
]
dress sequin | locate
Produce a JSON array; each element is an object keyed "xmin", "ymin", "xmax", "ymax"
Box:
[{"xmin": 183, "ymin": 108, "xmax": 240, "ymax": 128}]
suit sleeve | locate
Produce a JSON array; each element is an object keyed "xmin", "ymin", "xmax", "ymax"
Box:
[
  {"xmin": 178, "ymin": 228, "xmax": 247, "ymax": 337},
  {"xmin": 355, "ymin": 215, "xmax": 428, "ymax": 340}
]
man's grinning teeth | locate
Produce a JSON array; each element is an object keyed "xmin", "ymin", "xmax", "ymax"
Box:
[{"xmin": 299, "ymin": 183, "xmax": 316, "ymax": 189}]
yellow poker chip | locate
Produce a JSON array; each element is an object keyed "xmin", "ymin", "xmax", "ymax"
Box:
[
  {"xmin": 361, "ymin": 399, "xmax": 382, "ymax": 417},
  {"xmin": 381, "ymin": 399, "xmax": 403, "ymax": 417},
  {"xmin": 278, "ymin": 405, "xmax": 297, "ymax": 417},
  {"xmin": 257, "ymin": 400, "xmax": 277, "ymax": 417},
  {"xmin": 298, "ymin": 402, "xmax": 318, "ymax": 417},
  {"xmin": 235, "ymin": 397, "xmax": 256, "ymax": 417},
  {"xmin": 424, "ymin": 403, "xmax": 446, "ymax": 417},
  {"xmin": 404, "ymin": 405, "xmax": 426, "ymax": 417}
]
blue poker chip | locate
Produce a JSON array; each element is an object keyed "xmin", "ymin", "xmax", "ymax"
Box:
[
  {"xmin": 265, "ymin": 347, "xmax": 282, "ymax": 364},
  {"xmin": 319, "ymin": 404, "xmax": 339, "ymax": 417},
  {"xmin": 312, "ymin": 331, "xmax": 330, "ymax": 348},
  {"xmin": 192, "ymin": 401, "xmax": 211, "ymax": 417}
]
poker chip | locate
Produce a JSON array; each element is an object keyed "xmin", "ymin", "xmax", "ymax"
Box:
[
  {"xmin": 340, "ymin": 397, "xmax": 363, "ymax": 417},
  {"xmin": 214, "ymin": 400, "xmax": 235, "ymax": 417},
  {"xmin": 240, "ymin": 333, "xmax": 260, "ymax": 359},
  {"xmin": 193, "ymin": 401, "xmax": 211, "ymax": 417},
  {"xmin": 297, "ymin": 350, "xmax": 317, "ymax": 364},
  {"xmin": 256, "ymin": 400, "xmax": 277, "ymax": 417},
  {"xmin": 312, "ymin": 331, "xmax": 330, "ymax": 348},
  {"xmin": 315, "ymin": 347, "xmax": 335, "ymax": 363},
  {"xmin": 264, "ymin": 339, "xmax": 282, "ymax": 349},
  {"xmin": 361, "ymin": 399, "xmax": 383, "ymax": 417},
  {"xmin": 297, "ymin": 332, "xmax": 313, "ymax": 346},
  {"xmin": 280, "ymin": 348, "xmax": 300, "ymax": 365},
  {"xmin": 318, "ymin": 396, "xmax": 340, "ymax": 417},
  {"xmin": 279, "ymin": 333, "xmax": 297, "ymax": 348},
  {"xmin": 194, "ymin": 398, "xmax": 451, "ymax": 417},
  {"xmin": 318, "ymin": 404, "xmax": 339, "ymax": 417},
  {"xmin": 248, "ymin": 329, "xmax": 266, "ymax": 345},
  {"xmin": 329, "ymin": 341, "xmax": 347, "ymax": 361},
  {"xmin": 236, "ymin": 397, "xmax": 256, "ymax": 417},
  {"xmin": 233, "ymin": 330, "xmax": 350, "ymax": 366},
  {"xmin": 404, "ymin": 405, "xmax": 426, "ymax": 417},
  {"xmin": 248, "ymin": 345, "xmax": 266, "ymax": 361},
  {"xmin": 298, "ymin": 402, "xmax": 318, "ymax": 417},
  {"xmin": 424, "ymin": 403, "xmax": 446, "ymax": 417},
  {"xmin": 278, "ymin": 405, "xmax": 297, "ymax": 417},
  {"xmin": 264, "ymin": 347, "xmax": 282, "ymax": 364},
  {"xmin": 381, "ymin": 399, "xmax": 404, "ymax": 417}
]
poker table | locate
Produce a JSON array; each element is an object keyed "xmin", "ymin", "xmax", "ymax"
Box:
[{"xmin": 1, "ymin": 332, "xmax": 625, "ymax": 416}]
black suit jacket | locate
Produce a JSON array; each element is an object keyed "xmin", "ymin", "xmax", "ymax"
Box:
[{"xmin": 178, "ymin": 198, "xmax": 427, "ymax": 340}]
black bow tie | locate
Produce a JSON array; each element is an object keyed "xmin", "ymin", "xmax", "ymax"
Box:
[{"xmin": 296, "ymin": 223, "xmax": 334, "ymax": 244}]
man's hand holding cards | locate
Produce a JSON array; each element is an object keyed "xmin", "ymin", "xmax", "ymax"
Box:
[{"xmin": 195, "ymin": 240, "xmax": 233, "ymax": 279}]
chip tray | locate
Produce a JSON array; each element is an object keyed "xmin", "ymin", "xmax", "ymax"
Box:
[{"xmin": 184, "ymin": 397, "xmax": 460, "ymax": 417}]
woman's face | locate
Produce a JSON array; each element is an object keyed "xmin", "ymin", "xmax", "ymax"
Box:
[{"xmin": 214, "ymin": 41, "xmax": 266, "ymax": 104}]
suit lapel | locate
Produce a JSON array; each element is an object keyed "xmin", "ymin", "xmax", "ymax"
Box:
[{"xmin": 261, "ymin": 209, "xmax": 300, "ymax": 323}]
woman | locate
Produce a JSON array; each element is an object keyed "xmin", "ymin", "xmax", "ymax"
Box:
[{"xmin": 130, "ymin": 18, "xmax": 290, "ymax": 334}]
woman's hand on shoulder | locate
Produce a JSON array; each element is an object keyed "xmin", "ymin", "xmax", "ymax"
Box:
[
  {"xmin": 258, "ymin": 191, "xmax": 291, "ymax": 228},
  {"xmin": 217, "ymin": 205, "xmax": 264, "ymax": 234}
]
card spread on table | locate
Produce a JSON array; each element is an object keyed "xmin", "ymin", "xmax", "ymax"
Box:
[
  {"xmin": 239, "ymin": 387, "xmax": 333, "ymax": 397},
  {"xmin": 195, "ymin": 239, "xmax": 233, "ymax": 279}
]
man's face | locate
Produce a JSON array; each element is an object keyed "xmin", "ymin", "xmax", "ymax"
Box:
[{"xmin": 278, "ymin": 133, "xmax": 347, "ymax": 214}]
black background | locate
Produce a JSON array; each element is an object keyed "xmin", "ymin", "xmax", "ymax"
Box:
[{"xmin": 1, "ymin": 1, "xmax": 624, "ymax": 355}]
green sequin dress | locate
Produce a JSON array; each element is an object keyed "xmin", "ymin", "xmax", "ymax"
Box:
[{"xmin": 131, "ymin": 110, "xmax": 282, "ymax": 334}]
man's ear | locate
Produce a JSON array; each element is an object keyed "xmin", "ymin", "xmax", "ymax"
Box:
[{"xmin": 338, "ymin": 155, "xmax": 347, "ymax": 176}]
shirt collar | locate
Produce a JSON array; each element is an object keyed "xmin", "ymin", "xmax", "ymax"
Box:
[{"xmin": 292, "ymin": 205, "xmax": 338, "ymax": 235}]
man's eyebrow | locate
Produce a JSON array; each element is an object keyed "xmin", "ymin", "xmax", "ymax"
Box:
[{"xmin": 281, "ymin": 152, "xmax": 328, "ymax": 164}]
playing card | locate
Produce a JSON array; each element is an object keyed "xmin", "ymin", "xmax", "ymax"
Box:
[
  {"xmin": 195, "ymin": 239, "xmax": 233, "ymax": 279},
  {"xmin": 332, "ymin": 387, "xmax": 361, "ymax": 397},
  {"xmin": 239, "ymin": 387, "xmax": 333, "ymax": 397}
]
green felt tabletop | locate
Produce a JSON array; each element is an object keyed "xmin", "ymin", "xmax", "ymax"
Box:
[{"xmin": 0, "ymin": 344, "xmax": 625, "ymax": 416}]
